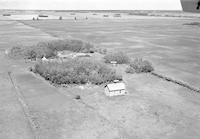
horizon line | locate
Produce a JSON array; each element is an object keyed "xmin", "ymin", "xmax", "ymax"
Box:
[{"xmin": 0, "ymin": 9, "xmax": 182, "ymax": 11}]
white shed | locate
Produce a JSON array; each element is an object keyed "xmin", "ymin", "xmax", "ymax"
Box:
[
  {"xmin": 110, "ymin": 61, "xmax": 117, "ymax": 67},
  {"xmin": 104, "ymin": 82, "xmax": 126, "ymax": 97},
  {"xmin": 42, "ymin": 56, "xmax": 49, "ymax": 62}
]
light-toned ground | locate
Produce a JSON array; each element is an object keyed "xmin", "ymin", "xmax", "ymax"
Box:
[{"xmin": 0, "ymin": 12, "xmax": 200, "ymax": 139}]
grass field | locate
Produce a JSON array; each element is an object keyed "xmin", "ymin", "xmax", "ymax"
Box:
[
  {"xmin": 20, "ymin": 17, "xmax": 200, "ymax": 87},
  {"xmin": 1, "ymin": 11, "xmax": 200, "ymax": 139}
]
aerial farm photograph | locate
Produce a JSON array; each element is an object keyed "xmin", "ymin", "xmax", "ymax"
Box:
[{"xmin": 0, "ymin": 0, "xmax": 200, "ymax": 138}]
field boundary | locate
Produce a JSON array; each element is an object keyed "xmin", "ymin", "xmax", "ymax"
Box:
[
  {"xmin": 8, "ymin": 71, "xmax": 38, "ymax": 139},
  {"xmin": 151, "ymin": 72, "xmax": 200, "ymax": 93}
]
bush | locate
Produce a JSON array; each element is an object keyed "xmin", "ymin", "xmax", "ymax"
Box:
[
  {"xmin": 8, "ymin": 46, "xmax": 24, "ymax": 58},
  {"xmin": 95, "ymin": 48, "xmax": 107, "ymax": 54},
  {"xmin": 32, "ymin": 58, "xmax": 122, "ymax": 85},
  {"xmin": 9, "ymin": 39, "xmax": 95, "ymax": 60},
  {"xmin": 34, "ymin": 42, "xmax": 57, "ymax": 58},
  {"xmin": 104, "ymin": 51, "xmax": 130, "ymax": 64},
  {"xmin": 25, "ymin": 49, "xmax": 37, "ymax": 60},
  {"xmin": 126, "ymin": 58, "xmax": 154, "ymax": 73},
  {"xmin": 183, "ymin": 22, "xmax": 200, "ymax": 27},
  {"xmin": 125, "ymin": 66, "xmax": 136, "ymax": 74}
]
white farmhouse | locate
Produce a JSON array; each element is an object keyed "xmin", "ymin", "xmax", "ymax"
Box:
[{"xmin": 104, "ymin": 82, "xmax": 126, "ymax": 97}]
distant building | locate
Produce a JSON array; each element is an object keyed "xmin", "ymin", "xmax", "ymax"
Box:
[
  {"xmin": 73, "ymin": 53, "xmax": 91, "ymax": 58},
  {"xmin": 38, "ymin": 15, "xmax": 48, "ymax": 17},
  {"xmin": 110, "ymin": 61, "xmax": 117, "ymax": 67},
  {"xmin": 2, "ymin": 14, "xmax": 11, "ymax": 16},
  {"xmin": 57, "ymin": 51, "xmax": 91, "ymax": 59},
  {"xmin": 104, "ymin": 81, "xmax": 126, "ymax": 97}
]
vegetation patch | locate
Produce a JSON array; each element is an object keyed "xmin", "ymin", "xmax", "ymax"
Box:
[
  {"xmin": 128, "ymin": 12, "xmax": 149, "ymax": 16},
  {"xmin": 126, "ymin": 58, "xmax": 154, "ymax": 73},
  {"xmin": 3, "ymin": 14, "xmax": 11, "ymax": 16},
  {"xmin": 94, "ymin": 48, "xmax": 107, "ymax": 55},
  {"xmin": 103, "ymin": 15, "xmax": 109, "ymax": 17},
  {"xmin": 104, "ymin": 51, "xmax": 130, "ymax": 64},
  {"xmin": 31, "ymin": 58, "xmax": 122, "ymax": 85},
  {"xmin": 113, "ymin": 14, "xmax": 121, "ymax": 17},
  {"xmin": 8, "ymin": 39, "xmax": 95, "ymax": 60},
  {"xmin": 183, "ymin": 22, "xmax": 200, "ymax": 27}
]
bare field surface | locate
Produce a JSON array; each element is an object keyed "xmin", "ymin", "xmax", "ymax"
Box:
[{"xmin": 0, "ymin": 13, "xmax": 200, "ymax": 139}]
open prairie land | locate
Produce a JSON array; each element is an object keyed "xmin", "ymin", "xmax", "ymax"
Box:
[
  {"xmin": 20, "ymin": 16, "xmax": 200, "ymax": 87},
  {"xmin": 0, "ymin": 11, "xmax": 200, "ymax": 139}
]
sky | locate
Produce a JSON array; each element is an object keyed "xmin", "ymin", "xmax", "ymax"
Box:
[{"xmin": 0, "ymin": 0, "xmax": 182, "ymax": 10}]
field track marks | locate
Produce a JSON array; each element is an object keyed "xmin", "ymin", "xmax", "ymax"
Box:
[
  {"xmin": 17, "ymin": 20, "xmax": 68, "ymax": 39},
  {"xmin": 8, "ymin": 71, "xmax": 38, "ymax": 139}
]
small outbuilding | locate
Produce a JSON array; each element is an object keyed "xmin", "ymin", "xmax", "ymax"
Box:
[
  {"xmin": 42, "ymin": 56, "xmax": 48, "ymax": 62},
  {"xmin": 73, "ymin": 53, "xmax": 91, "ymax": 58},
  {"xmin": 104, "ymin": 81, "xmax": 126, "ymax": 97},
  {"xmin": 110, "ymin": 61, "xmax": 117, "ymax": 67},
  {"xmin": 57, "ymin": 51, "xmax": 91, "ymax": 59}
]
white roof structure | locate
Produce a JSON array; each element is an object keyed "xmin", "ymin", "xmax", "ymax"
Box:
[
  {"xmin": 73, "ymin": 53, "xmax": 91, "ymax": 58},
  {"xmin": 57, "ymin": 51, "xmax": 90, "ymax": 59},
  {"xmin": 105, "ymin": 82, "xmax": 125, "ymax": 91},
  {"xmin": 42, "ymin": 57, "xmax": 48, "ymax": 61},
  {"xmin": 110, "ymin": 61, "xmax": 117, "ymax": 64}
]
